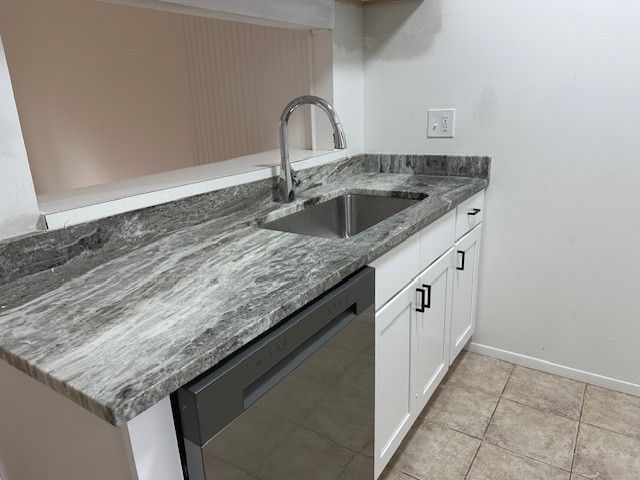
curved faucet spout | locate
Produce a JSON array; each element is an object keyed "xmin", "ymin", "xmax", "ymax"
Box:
[{"xmin": 278, "ymin": 95, "xmax": 347, "ymax": 202}]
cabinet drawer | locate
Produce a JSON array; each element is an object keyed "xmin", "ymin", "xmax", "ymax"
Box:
[
  {"xmin": 455, "ymin": 190, "xmax": 485, "ymax": 240},
  {"xmin": 370, "ymin": 232, "xmax": 420, "ymax": 311},
  {"xmin": 419, "ymin": 210, "xmax": 455, "ymax": 271}
]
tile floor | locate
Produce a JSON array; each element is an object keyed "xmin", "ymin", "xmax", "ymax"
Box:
[{"xmin": 382, "ymin": 351, "xmax": 640, "ymax": 480}]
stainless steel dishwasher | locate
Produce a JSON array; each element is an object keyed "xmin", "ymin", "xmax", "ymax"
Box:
[{"xmin": 174, "ymin": 266, "xmax": 375, "ymax": 480}]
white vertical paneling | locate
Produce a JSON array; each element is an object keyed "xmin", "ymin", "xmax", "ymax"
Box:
[{"xmin": 183, "ymin": 16, "xmax": 312, "ymax": 165}]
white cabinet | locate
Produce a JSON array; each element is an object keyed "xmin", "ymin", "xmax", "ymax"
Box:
[
  {"xmin": 413, "ymin": 250, "xmax": 453, "ymax": 413},
  {"xmin": 374, "ymin": 281, "xmax": 416, "ymax": 479},
  {"xmin": 372, "ymin": 189, "xmax": 485, "ymax": 479},
  {"xmin": 450, "ymin": 224, "xmax": 482, "ymax": 360}
]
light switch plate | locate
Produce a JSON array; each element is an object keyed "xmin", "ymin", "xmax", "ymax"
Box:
[{"xmin": 427, "ymin": 108, "xmax": 455, "ymax": 138}]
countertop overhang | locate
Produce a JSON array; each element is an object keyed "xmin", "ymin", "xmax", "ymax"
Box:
[{"xmin": 0, "ymin": 154, "xmax": 490, "ymax": 425}]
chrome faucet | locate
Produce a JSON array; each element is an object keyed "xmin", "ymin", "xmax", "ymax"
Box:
[{"xmin": 278, "ymin": 95, "xmax": 347, "ymax": 202}]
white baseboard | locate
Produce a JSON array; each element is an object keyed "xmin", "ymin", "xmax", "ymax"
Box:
[{"xmin": 468, "ymin": 342, "xmax": 640, "ymax": 398}]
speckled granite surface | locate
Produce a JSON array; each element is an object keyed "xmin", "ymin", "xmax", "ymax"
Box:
[{"xmin": 0, "ymin": 154, "xmax": 489, "ymax": 425}]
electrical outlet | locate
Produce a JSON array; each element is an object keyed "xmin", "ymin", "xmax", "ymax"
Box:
[{"xmin": 427, "ymin": 108, "xmax": 455, "ymax": 138}]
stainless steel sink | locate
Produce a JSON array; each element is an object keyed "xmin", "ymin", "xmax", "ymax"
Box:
[{"xmin": 258, "ymin": 193, "xmax": 424, "ymax": 239}]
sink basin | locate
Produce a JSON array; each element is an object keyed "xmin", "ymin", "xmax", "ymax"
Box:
[{"xmin": 259, "ymin": 193, "xmax": 424, "ymax": 239}]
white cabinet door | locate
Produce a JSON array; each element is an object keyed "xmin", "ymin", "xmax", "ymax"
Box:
[
  {"xmin": 450, "ymin": 224, "xmax": 482, "ymax": 361},
  {"xmin": 375, "ymin": 280, "xmax": 417, "ymax": 478},
  {"xmin": 413, "ymin": 249, "xmax": 453, "ymax": 414}
]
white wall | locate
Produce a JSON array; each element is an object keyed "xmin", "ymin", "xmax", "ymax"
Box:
[
  {"xmin": 333, "ymin": 1, "xmax": 364, "ymax": 155},
  {"xmin": 0, "ymin": 36, "xmax": 39, "ymax": 240},
  {"xmin": 364, "ymin": 0, "xmax": 640, "ymax": 389}
]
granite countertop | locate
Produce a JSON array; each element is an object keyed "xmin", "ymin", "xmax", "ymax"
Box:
[{"xmin": 0, "ymin": 154, "xmax": 490, "ymax": 426}]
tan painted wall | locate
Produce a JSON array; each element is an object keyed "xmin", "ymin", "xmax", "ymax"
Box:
[
  {"xmin": 0, "ymin": 361, "xmax": 134, "ymax": 480},
  {"xmin": 0, "ymin": 0, "xmax": 311, "ymax": 195}
]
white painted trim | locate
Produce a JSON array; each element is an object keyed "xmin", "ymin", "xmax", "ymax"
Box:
[
  {"xmin": 123, "ymin": 397, "xmax": 183, "ymax": 480},
  {"xmin": 101, "ymin": 0, "xmax": 335, "ymax": 30},
  {"xmin": 42, "ymin": 149, "xmax": 346, "ymax": 229},
  {"xmin": 0, "ymin": 35, "xmax": 41, "ymax": 239},
  {"xmin": 468, "ymin": 342, "xmax": 640, "ymax": 397}
]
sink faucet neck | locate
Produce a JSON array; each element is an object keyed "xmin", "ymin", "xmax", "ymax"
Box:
[{"xmin": 278, "ymin": 95, "xmax": 347, "ymax": 203}]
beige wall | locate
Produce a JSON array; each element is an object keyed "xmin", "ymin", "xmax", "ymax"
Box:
[
  {"xmin": 182, "ymin": 14, "xmax": 311, "ymax": 166},
  {"xmin": 0, "ymin": 0, "xmax": 312, "ymax": 195},
  {"xmin": 0, "ymin": 361, "xmax": 134, "ymax": 480}
]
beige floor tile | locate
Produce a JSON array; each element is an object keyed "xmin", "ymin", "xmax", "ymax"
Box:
[
  {"xmin": 388, "ymin": 420, "xmax": 480, "ymax": 480},
  {"xmin": 446, "ymin": 351, "xmax": 513, "ymax": 396},
  {"xmin": 254, "ymin": 427, "xmax": 354, "ymax": 480},
  {"xmin": 484, "ymin": 399, "xmax": 577, "ymax": 470},
  {"xmin": 570, "ymin": 476, "xmax": 589, "ymax": 479},
  {"xmin": 502, "ymin": 366, "xmax": 585, "ymax": 420},
  {"xmin": 581, "ymin": 385, "xmax": 640, "ymax": 439},
  {"xmin": 422, "ymin": 382, "xmax": 499, "ymax": 438},
  {"xmin": 573, "ymin": 423, "xmax": 640, "ymax": 480},
  {"xmin": 467, "ymin": 443, "xmax": 570, "ymax": 480}
]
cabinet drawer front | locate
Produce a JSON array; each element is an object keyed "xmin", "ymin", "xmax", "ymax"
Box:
[
  {"xmin": 419, "ymin": 209, "xmax": 455, "ymax": 271},
  {"xmin": 370, "ymin": 232, "xmax": 421, "ymax": 311},
  {"xmin": 455, "ymin": 190, "xmax": 485, "ymax": 240}
]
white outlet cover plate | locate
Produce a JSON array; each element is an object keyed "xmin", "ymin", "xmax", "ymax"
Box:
[{"xmin": 427, "ymin": 108, "xmax": 455, "ymax": 138}]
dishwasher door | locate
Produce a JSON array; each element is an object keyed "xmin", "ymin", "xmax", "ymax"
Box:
[{"xmin": 174, "ymin": 266, "xmax": 375, "ymax": 480}]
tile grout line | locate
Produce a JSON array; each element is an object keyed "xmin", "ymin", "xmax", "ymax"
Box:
[
  {"xmin": 422, "ymin": 418, "xmax": 485, "ymax": 442},
  {"xmin": 464, "ymin": 362, "xmax": 515, "ymax": 479},
  {"xmin": 579, "ymin": 419, "xmax": 640, "ymax": 443},
  {"xmin": 481, "ymin": 363, "xmax": 515, "ymax": 438},
  {"xmin": 462, "ymin": 442, "xmax": 482, "ymax": 480},
  {"xmin": 480, "ymin": 439, "xmax": 572, "ymax": 474},
  {"xmin": 569, "ymin": 383, "xmax": 587, "ymax": 474},
  {"xmin": 495, "ymin": 396, "xmax": 582, "ymax": 422}
]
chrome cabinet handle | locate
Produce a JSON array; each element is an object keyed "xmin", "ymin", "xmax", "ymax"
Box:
[
  {"xmin": 456, "ymin": 250, "xmax": 466, "ymax": 271},
  {"xmin": 467, "ymin": 208, "xmax": 481, "ymax": 216},
  {"xmin": 416, "ymin": 288, "xmax": 426, "ymax": 312}
]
